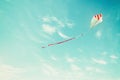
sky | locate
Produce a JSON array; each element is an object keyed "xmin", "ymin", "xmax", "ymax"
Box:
[{"xmin": 0, "ymin": 0, "xmax": 120, "ymax": 80}]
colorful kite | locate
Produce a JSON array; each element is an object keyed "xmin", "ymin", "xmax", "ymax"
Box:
[
  {"xmin": 41, "ymin": 14, "xmax": 103, "ymax": 48},
  {"xmin": 90, "ymin": 14, "xmax": 103, "ymax": 28}
]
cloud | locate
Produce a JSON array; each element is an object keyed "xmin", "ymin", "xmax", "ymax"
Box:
[
  {"xmin": 66, "ymin": 22, "xmax": 74, "ymax": 28},
  {"xmin": 85, "ymin": 66, "xmax": 105, "ymax": 73},
  {"xmin": 95, "ymin": 30, "xmax": 102, "ymax": 39},
  {"xmin": 77, "ymin": 48, "xmax": 83, "ymax": 53},
  {"xmin": 92, "ymin": 58, "xmax": 107, "ymax": 65},
  {"xmin": 20, "ymin": 24, "xmax": 44, "ymax": 43},
  {"xmin": 42, "ymin": 16, "xmax": 74, "ymax": 28},
  {"xmin": 42, "ymin": 24, "xmax": 56, "ymax": 35},
  {"xmin": 85, "ymin": 66, "xmax": 93, "ymax": 71},
  {"xmin": 101, "ymin": 51, "xmax": 107, "ymax": 56},
  {"xmin": 42, "ymin": 16, "xmax": 65, "ymax": 27},
  {"xmin": 41, "ymin": 63, "xmax": 59, "ymax": 76},
  {"xmin": 42, "ymin": 16, "xmax": 51, "ymax": 22},
  {"xmin": 41, "ymin": 16, "xmax": 75, "ymax": 41},
  {"xmin": 110, "ymin": 55, "xmax": 118, "ymax": 59},
  {"xmin": 58, "ymin": 31, "xmax": 70, "ymax": 39},
  {"xmin": 95, "ymin": 68, "xmax": 105, "ymax": 73},
  {"xmin": 51, "ymin": 56, "xmax": 57, "ymax": 61},
  {"xmin": 51, "ymin": 16, "xmax": 65, "ymax": 27},
  {"xmin": 28, "ymin": 34, "xmax": 43, "ymax": 44},
  {"xmin": 70, "ymin": 64, "xmax": 81, "ymax": 71},
  {"xmin": 0, "ymin": 64, "xmax": 26, "ymax": 80},
  {"xmin": 66, "ymin": 57, "xmax": 75, "ymax": 63}
]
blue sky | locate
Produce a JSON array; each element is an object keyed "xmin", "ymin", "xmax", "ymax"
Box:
[{"xmin": 0, "ymin": 0, "xmax": 120, "ymax": 80}]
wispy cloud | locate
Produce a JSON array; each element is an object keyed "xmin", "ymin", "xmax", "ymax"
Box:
[
  {"xmin": 66, "ymin": 57, "xmax": 75, "ymax": 63},
  {"xmin": 95, "ymin": 30, "xmax": 102, "ymax": 39},
  {"xmin": 20, "ymin": 23, "xmax": 44, "ymax": 44},
  {"xmin": 28, "ymin": 34, "xmax": 43, "ymax": 44},
  {"xmin": 92, "ymin": 58, "xmax": 107, "ymax": 65},
  {"xmin": 58, "ymin": 31, "xmax": 70, "ymax": 39},
  {"xmin": 42, "ymin": 16, "xmax": 65, "ymax": 27},
  {"xmin": 41, "ymin": 63, "xmax": 59, "ymax": 76},
  {"xmin": 42, "ymin": 24, "xmax": 56, "ymax": 35},
  {"xmin": 42, "ymin": 16, "xmax": 74, "ymax": 28},
  {"xmin": 0, "ymin": 64, "xmax": 26, "ymax": 80},
  {"xmin": 85, "ymin": 66, "xmax": 93, "ymax": 71},
  {"xmin": 66, "ymin": 22, "xmax": 74, "ymax": 28},
  {"xmin": 51, "ymin": 56, "xmax": 57, "ymax": 61},
  {"xmin": 85, "ymin": 66, "xmax": 105, "ymax": 73},
  {"xmin": 77, "ymin": 48, "xmax": 83, "ymax": 53},
  {"xmin": 42, "ymin": 16, "xmax": 51, "ymax": 22},
  {"xmin": 70, "ymin": 64, "xmax": 81, "ymax": 71},
  {"xmin": 110, "ymin": 55, "xmax": 118, "ymax": 60},
  {"xmin": 41, "ymin": 16, "xmax": 75, "ymax": 41},
  {"xmin": 101, "ymin": 51, "xmax": 107, "ymax": 56},
  {"xmin": 95, "ymin": 68, "xmax": 105, "ymax": 73},
  {"xmin": 51, "ymin": 16, "xmax": 65, "ymax": 27}
]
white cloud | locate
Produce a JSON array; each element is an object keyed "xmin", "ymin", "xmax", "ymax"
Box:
[
  {"xmin": 77, "ymin": 48, "xmax": 83, "ymax": 53},
  {"xmin": 95, "ymin": 68, "xmax": 105, "ymax": 73},
  {"xmin": 92, "ymin": 58, "xmax": 107, "ymax": 65},
  {"xmin": 85, "ymin": 66, "xmax": 105, "ymax": 74},
  {"xmin": 40, "ymin": 59, "xmax": 84, "ymax": 79},
  {"xmin": 41, "ymin": 16, "xmax": 75, "ymax": 41},
  {"xmin": 42, "ymin": 63, "xmax": 59, "ymax": 76},
  {"xmin": 51, "ymin": 16, "xmax": 65, "ymax": 27},
  {"xmin": 58, "ymin": 31, "xmax": 70, "ymax": 39},
  {"xmin": 95, "ymin": 30, "xmax": 102, "ymax": 39},
  {"xmin": 66, "ymin": 22, "xmax": 74, "ymax": 28},
  {"xmin": 28, "ymin": 34, "xmax": 43, "ymax": 44},
  {"xmin": 42, "ymin": 16, "xmax": 65, "ymax": 27},
  {"xmin": 42, "ymin": 24, "xmax": 56, "ymax": 35},
  {"xmin": 51, "ymin": 56, "xmax": 57, "ymax": 61},
  {"xmin": 42, "ymin": 17, "xmax": 51, "ymax": 22},
  {"xmin": 0, "ymin": 64, "xmax": 26, "ymax": 80},
  {"xmin": 20, "ymin": 24, "xmax": 44, "ymax": 43},
  {"xmin": 101, "ymin": 51, "xmax": 107, "ymax": 56},
  {"xmin": 71, "ymin": 64, "xmax": 81, "ymax": 71},
  {"xmin": 42, "ymin": 16, "xmax": 75, "ymax": 28},
  {"xmin": 110, "ymin": 55, "xmax": 118, "ymax": 59},
  {"xmin": 85, "ymin": 66, "xmax": 93, "ymax": 71},
  {"xmin": 37, "ymin": 32, "xmax": 55, "ymax": 42},
  {"xmin": 66, "ymin": 57, "xmax": 76, "ymax": 63}
]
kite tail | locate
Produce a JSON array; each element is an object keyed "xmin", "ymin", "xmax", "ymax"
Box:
[
  {"xmin": 41, "ymin": 29, "xmax": 92, "ymax": 48},
  {"xmin": 41, "ymin": 33, "xmax": 85, "ymax": 48},
  {"xmin": 41, "ymin": 37, "xmax": 76, "ymax": 48}
]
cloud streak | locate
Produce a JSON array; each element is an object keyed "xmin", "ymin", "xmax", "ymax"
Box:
[
  {"xmin": 110, "ymin": 55, "xmax": 118, "ymax": 60},
  {"xmin": 95, "ymin": 30, "xmax": 102, "ymax": 39},
  {"xmin": 42, "ymin": 24, "xmax": 56, "ymax": 35},
  {"xmin": 58, "ymin": 31, "xmax": 70, "ymax": 39},
  {"xmin": 0, "ymin": 64, "xmax": 26, "ymax": 80},
  {"xmin": 92, "ymin": 58, "xmax": 107, "ymax": 65}
]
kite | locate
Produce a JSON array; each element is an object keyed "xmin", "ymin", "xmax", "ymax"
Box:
[
  {"xmin": 90, "ymin": 14, "xmax": 103, "ymax": 28},
  {"xmin": 41, "ymin": 14, "xmax": 103, "ymax": 48}
]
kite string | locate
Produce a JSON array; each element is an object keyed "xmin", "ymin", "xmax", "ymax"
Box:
[{"xmin": 76, "ymin": 28, "xmax": 92, "ymax": 39}]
